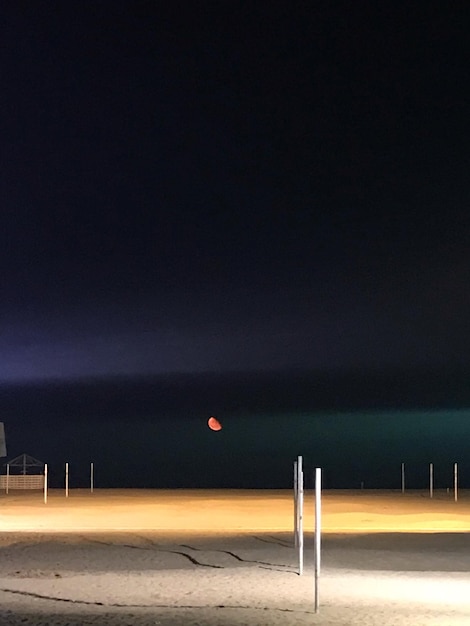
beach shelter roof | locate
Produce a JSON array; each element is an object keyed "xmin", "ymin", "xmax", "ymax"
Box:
[{"xmin": 5, "ymin": 453, "xmax": 45, "ymax": 474}]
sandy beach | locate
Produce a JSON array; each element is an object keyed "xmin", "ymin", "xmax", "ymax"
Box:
[{"xmin": 0, "ymin": 488, "xmax": 469, "ymax": 625}]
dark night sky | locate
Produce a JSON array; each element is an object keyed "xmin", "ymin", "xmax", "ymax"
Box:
[{"xmin": 2, "ymin": 2, "xmax": 470, "ymax": 384}]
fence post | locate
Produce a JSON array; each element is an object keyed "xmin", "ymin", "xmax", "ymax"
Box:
[
  {"xmin": 44, "ymin": 464, "xmax": 48, "ymax": 504},
  {"xmin": 454, "ymin": 463, "xmax": 458, "ymax": 502},
  {"xmin": 314, "ymin": 467, "xmax": 322, "ymax": 613}
]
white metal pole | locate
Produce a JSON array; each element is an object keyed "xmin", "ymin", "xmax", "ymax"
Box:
[
  {"xmin": 454, "ymin": 462, "xmax": 458, "ymax": 502},
  {"xmin": 430, "ymin": 463, "xmax": 433, "ymax": 498},
  {"xmin": 401, "ymin": 462, "xmax": 405, "ymax": 494},
  {"xmin": 314, "ymin": 467, "xmax": 322, "ymax": 613},
  {"xmin": 296, "ymin": 456, "xmax": 302, "ymax": 546},
  {"xmin": 6, "ymin": 463, "xmax": 9, "ymax": 494},
  {"xmin": 90, "ymin": 462, "xmax": 94, "ymax": 493},
  {"xmin": 65, "ymin": 462, "xmax": 69, "ymax": 498},
  {"xmin": 294, "ymin": 460, "xmax": 298, "ymax": 547},
  {"xmin": 298, "ymin": 455, "xmax": 304, "ymax": 575},
  {"xmin": 44, "ymin": 463, "xmax": 48, "ymax": 504}
]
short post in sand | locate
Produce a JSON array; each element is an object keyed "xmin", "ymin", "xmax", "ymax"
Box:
[
  {"xmin": 314, "ymin": 467, "xmax": 322, "ymax": 613},
  {"xmin": 44, "ymin": 463, "xmax": 48, "ymax": 504},
  {"xmin": 65, "ymin": 462, "xmax": 69, "ymax": 498},
  {"xmin": 454, "ymin": 462, "xmax": 458, "ymax": 502},
  {"xmin": 90, "ymin": 462, "xmax": 94, "ymax": 493},
  {"xmin": 5, "ymin": 463, "xmax": 9, "ymax": 494},
  {"xmin": 429, "ymin": 462, "xmax": 433, "ymax": 498},
  {"xmin": 401, "ymin": 462, "xmax": 405, "ymax": 494}
]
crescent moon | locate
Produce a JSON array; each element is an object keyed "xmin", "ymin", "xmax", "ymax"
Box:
[{"xmin": 208, "ymin": 416, "xmax": 222, "ymax": 431}]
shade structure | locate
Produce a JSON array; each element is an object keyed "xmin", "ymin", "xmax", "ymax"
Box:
[{"xmin": 208, "ymin": 416, "xmax": 222, "ymax": 431}]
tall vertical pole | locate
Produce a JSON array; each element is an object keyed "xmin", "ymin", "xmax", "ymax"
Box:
[
  {"xmin": 6, "ymin": 463, "xmax": 9, "ymax": 494},
  {"xmin": 44, "ymin": 463, "xmax": 48, "ymax": 504},
  {"xmin": 401, "ymin": 462, "xmax": 405, "ymax": 494},
  {"xmin": 429, "ymin": 463, "xmax": 433, "ymax": 499},
  {"xmin": 454, "ymin": 462, "xmax": 458, "ymax": 502},
  {"xmin": 90, "ymin": 462, "xmax": 94, "ymax": 493},
  {"xmin": 65, "ymin": 462, "xmax": 69, "ymax": 498},
  {"xmin": 297, "ymin": 455, "xmax": 304, "ymax": 576},
  {"xmin": 294, "ymin": 460, "xmax": 298, "ymax": 547},
  {"xmin": 314, "ymin": 467, "xmax": 322, "ymax": 613}
]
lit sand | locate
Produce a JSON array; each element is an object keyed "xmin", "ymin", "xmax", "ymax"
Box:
[{"xmin": 0, "ymin": 489, "xmax": 469, "ymax": 625}]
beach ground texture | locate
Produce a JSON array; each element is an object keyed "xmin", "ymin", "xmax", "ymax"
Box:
[{"xmin": 0, "ymin": 488, "xmax": 469, "ymax": 625}]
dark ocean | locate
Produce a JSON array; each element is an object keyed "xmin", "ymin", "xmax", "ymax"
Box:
[{"xmin": 2, "ymin": 369, "xmax": 470, "ymax": 491}]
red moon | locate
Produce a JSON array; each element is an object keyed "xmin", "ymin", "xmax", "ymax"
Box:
[{"xmin": 208, "ymin": 416, "xmax": 222, "ymax": 431}]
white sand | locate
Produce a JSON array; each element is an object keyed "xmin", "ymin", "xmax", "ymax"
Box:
[{"xmin": 0, "ymin": 489, "xmax": 469, "ymax": 625}]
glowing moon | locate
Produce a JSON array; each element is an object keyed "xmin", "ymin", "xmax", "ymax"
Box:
[{"xmin": 208, "ymin": 416, "xmax": 222, "ymax": 431}]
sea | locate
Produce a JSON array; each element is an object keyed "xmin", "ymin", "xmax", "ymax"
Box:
[{"xmin": 1, "ymin": 368, "xmax": 470, "ymax": 491}]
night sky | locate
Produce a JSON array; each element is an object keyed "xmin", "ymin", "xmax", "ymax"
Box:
[
  {"xmin": 2, "ymin": 3, "xmax": 470, "ymax": 387},
  {"xmin": 2, "ymin": 3, "xmax": 470, "ymax": 489}
]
